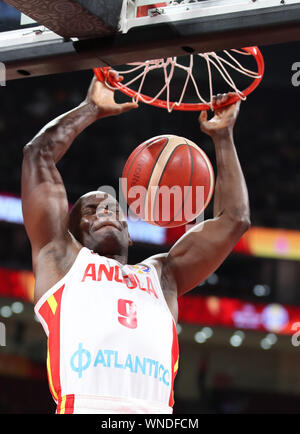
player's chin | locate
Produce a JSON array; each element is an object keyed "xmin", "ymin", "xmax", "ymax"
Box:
[
  {"xmin": 93, "ymin": 226, "xmax": 125, "ymax": 244},
  {"xmin": 92, "ymin": 226, "xmax": 114, "ymax": 238},
  {"xmin": 93, "ymin": 229, "xmax": 129, "ymax": 254}
]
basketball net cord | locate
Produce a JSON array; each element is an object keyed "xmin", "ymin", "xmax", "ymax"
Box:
[{"xmin": 103, "ymin": 49, "xmax": 262, "ymax": 112}]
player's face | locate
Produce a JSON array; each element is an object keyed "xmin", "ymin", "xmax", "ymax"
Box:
[{"xmin": 77, "ymin": 191, "xmax": 131, "ymax": 255}]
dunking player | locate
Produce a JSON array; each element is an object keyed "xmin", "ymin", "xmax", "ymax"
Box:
[{"xmin": 21, "ymin": 73, "xmax": 250, "ymax": 414}]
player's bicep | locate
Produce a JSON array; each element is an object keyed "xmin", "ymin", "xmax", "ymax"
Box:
[
  {"xmin": 166, "ymin": 215, "xmax": 248, "ymax": 296},
  {"xmin": 21, "ymin": 146, "xmax": 69, "ymax": 254}
]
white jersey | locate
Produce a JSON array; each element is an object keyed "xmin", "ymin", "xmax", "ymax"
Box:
[{"xmin": 34, "ymin": 247, "xmax": 179, "ymax": 414}]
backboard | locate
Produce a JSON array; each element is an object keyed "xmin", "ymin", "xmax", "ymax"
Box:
[{"xmin": 1, "ymin": 0, "xmax": 300, "ymax": 81}]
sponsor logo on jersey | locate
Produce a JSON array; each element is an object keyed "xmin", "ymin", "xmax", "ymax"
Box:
[{"xmin": 70, "ymin": 343, "xmax": 170, "ymax": 386}]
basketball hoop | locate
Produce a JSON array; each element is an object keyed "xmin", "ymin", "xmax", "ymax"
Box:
[{"xmin": 93, "ymin": 46, "xmax": 264, "ymax": 112}]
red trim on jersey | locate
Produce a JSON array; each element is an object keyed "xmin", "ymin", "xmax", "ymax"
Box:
[
  {"xmin": 64, "ymin": 394, "xmax": 75, "ymax": 414},
  {"xmin": 57, "ymin": 394, "xmax": 75, "ymax": 414},
  {"xmin": 168, "ymin": 321, "xmax": 179, "ymax": 407},
  {"xmin": 38, "ymin": 284, "xmax": 65, "ymax": 405}
]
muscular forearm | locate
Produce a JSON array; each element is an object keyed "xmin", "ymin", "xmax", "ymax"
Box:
[
  {"xmin": 212, "ymin": 130, "xmax": 250, "ymax": 224},
  {"xmin": 24, "ymin": 101, "xmax": 100, "ymax": 164}
]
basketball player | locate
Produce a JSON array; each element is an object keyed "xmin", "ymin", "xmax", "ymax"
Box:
[{"xmin": 21, "ymin": 72, "xmax": 250, "ymax": 414}]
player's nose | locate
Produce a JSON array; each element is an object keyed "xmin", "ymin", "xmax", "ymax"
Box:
[{"xmin": 96, "ymin": 205, "xmax": 113, "ymax": 218}]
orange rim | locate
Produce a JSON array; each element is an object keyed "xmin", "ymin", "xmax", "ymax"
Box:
[{"xmin": 93, "ymin": 46, "xmax": 265, "ymax": 111}]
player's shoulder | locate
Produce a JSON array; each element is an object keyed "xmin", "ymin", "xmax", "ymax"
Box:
[
  {"xmin": 142, "ymin": 253, "xmax": 178, "ymax": 318},
  {"xmin": 140, "ymin": 253, "xmax": 168, "ymax": 277},
  {"xmin": 141, "ymin": 253, "xmax": 177, "ymax": 293}
]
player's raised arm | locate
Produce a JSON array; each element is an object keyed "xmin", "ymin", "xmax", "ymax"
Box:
[
  {"xmin": 161, "ymin": 93, "xmax": 250, "ymax": 297},
  {"xmin": 21, "ymin": 74, "xmax": 138, "ymax": 276}
]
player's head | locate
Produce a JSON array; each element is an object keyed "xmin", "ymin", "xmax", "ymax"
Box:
[{"xmin": 68, "ymin": 190, "xmax": 132, "ymax": 260}]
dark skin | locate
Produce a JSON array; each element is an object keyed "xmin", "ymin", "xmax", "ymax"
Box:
[
  {"xmin": 68, "ymin": 190, "xmax": 132, "ymax": 261},
  {"xmin": 22, "ymin": 73, "xmax": 250, "ymax": 323}
]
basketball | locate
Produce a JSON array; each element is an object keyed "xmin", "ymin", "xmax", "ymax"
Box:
[{"xmin": 122, "ymin": 135, "xmax": 215, "ymax": 227}]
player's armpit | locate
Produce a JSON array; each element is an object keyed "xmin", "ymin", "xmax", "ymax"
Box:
[{"xmin": 144, "ymin": 253, "xmax": 179, "ymax": 322}]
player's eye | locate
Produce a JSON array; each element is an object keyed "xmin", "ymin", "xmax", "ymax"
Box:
[{"xmin": 83, "ymin": 206, "xmax": 96, "ymax": 215}]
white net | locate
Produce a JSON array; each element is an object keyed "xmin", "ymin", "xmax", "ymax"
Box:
[{"xmin": 103, "ymin": 47, "xmax": 263, "ymax": 112}]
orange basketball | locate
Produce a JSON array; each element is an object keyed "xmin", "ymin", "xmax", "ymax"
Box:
[{"xmin": 122, "ymin": 135, "xmax": 215, "ymax": 227}]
